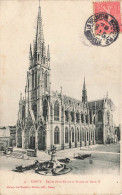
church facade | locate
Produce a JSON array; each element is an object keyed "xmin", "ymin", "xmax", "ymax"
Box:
[{"xmin": 16, "ymin": 5, "xmax": 115, "ymax": 151}]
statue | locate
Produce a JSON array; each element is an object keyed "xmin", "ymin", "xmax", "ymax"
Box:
[{"xmin": 49, "ymin": 145, "xmax": 57, "ymax": 161}]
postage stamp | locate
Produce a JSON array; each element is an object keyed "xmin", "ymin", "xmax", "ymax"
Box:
[
  {"xmin": 84, "ymin": 12, "xmax": 119, "ymax": 47},
  {"xmin": 93, "ymin": 1, "xmax": 122, "ymax": 32}
]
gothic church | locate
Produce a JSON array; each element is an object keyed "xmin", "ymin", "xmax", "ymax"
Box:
[{"xmin": 16, "ymin": 4, "xmax": 115, "ymax": 151}]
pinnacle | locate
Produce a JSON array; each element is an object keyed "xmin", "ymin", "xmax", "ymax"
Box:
[{"xmin": 83, "ymin": 77, "xmax": 86, "ymax": 91}]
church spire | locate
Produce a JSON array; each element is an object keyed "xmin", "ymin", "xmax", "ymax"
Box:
[
  {"xmin": 47, "ymin": 44, "xmax": 50, "ymax": 60},
  {"xmin": 29, "ymin": 44, "xmax": 33, "ymax": 67},
  {"xmin": 33, "ymin": 3, "xmax": 45, "ymax": 64},
  {"xmin": 83, "ymin": 77, "xmax": 86, "ymax": 90},
  {"xmin": 82, "ymin": 77, "xmax": 87, "ymax": 103}
]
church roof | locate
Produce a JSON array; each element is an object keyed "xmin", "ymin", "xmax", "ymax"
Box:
[
  {"xmin": 88, "ymin": 99, "xmax": 104, "ymax": 109},
  {"xmin": 52, "ymin": 90, "xmax": 87, "ymax": 110},
  {"xmin": 63, "ymin": 95, "xmax": 82, "ymax": 106}
]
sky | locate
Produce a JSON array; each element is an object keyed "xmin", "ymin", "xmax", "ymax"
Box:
[{"xmin": 0, "ymin": 0, "xmax": 121, "ymax": 126}]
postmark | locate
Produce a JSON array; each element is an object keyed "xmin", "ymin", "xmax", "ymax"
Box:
[{"xmin": 84, "ymin": 12, "xmax": 119, "ymax": 47}]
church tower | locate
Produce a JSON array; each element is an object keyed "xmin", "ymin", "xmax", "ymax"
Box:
[
  {"xmin": 82, "ymin": 77, "xmax": 87, "ymax": 103},
  {"xmin": 26, "ymin": 4, "xmax": 51, "ymax": 121}
]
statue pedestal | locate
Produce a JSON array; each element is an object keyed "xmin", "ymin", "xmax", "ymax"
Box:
[{"xmin": 51, "ymin": 154, "xmax": 56, "ymax": 162}]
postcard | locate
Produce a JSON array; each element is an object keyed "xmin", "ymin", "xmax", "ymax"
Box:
[{"xmin": 0, "ymin": 0, "xmax": 121, "ymax": 194}]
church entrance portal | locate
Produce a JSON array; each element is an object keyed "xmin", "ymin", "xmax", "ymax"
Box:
[
  {"xmin": 38, "ymin": 126, "xmax": 46, "ymax": 150},
  {"xmin": 30, "ymin": 135, "xmax": 35, "ymax": 149},
  {"xmin": 29, "ymin": 127, "xmax": 35, "ymax": 149},
  {"xmin": 98, "ymin": 128, "xmax": 103, "ymax": 143}
]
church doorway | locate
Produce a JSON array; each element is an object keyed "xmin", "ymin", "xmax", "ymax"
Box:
[
  {"xmin": 29, "ymin": 127, "xmax": 35, "ymax": 149},
  {"xmin": 38, "ymin": 126, "xmax": 46, "ymax": 150},
  {"xmin": 30, "ymin": 135, "xmax": 35, "ymax": 149},
  {"xmin": 98, "ymin": 128, "xmax": 103, "ymax": 143}
]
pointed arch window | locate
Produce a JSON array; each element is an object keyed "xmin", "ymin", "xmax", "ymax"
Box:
[
  {"xmin": 87, "ymin": 131, "xmax": 89, "ymax": 141},
  {"xmin": 22, "ymin": 105, "xmax": 25, "ymax": 122},
  {"xmin": 91, "ymin": 131, "xmax": 93, "ymax": 140},
  {"xmin": 54, "ymin": 126, "xmax": 60, "ymax": 144},
  {"xmin": 70, "ymin": 112, "xmax": 74, "ymax": 122},
  {"xmin": 35, "ymin": 70, "xmax": 37, "ymax": 88},
  {"xmin": 89, "ymin": 111, "xmax": 92, "ymax": 124},
  {"xmin": 43, "ymin": 100, "xmax": 48, "ymax": 121},
  {"xmin": 32, "ymin": 70, "xmax": 34, "ymax": 89},
  {"xmin": 44, "ymin": 71, "xmax": 48, "ymax": 89},
  {"xmin": 82, "ymin": 130, "xmax": 84, "ymax": 141},
  {"xmin": 98, "ymin": 110, "xmax": 103, "ymax": 122},
  {"xmin": 81, "ymin": 113, "xmax": 84, "ymax": 123},
  {"xmin": 71, "ymin": 127, "xmax": 74, "ymax": 142},
  {"xmin": 93, "ymin": 116, "xmax": 95, "ymax": 124},
  {"xmin": 54, "ymin": 100, "xmax": 59, "ymax": 121},
  {"xmin": 76, "ymin": 113, "xmax": 79, "ymax": 123},
  {"xmin": 77, "ymin": 128, "xmax": 80, "ymax": 142},
  {"xmin": 65, "ymin": 127, "xmax": 69, "ymax": 143},
  {"xmin": 50, "ymin": 104, "xmax": 53, "ymax": 116},
  {"xmin": 65, "ymin": 111, "xmax": 68, "ymax": 122},
  {"xmin": 85, "ymin": 114, "xmax": 88, "ymax": 124},
  {"xmin": 32, "ymin": 104, "xmax": 37, "ymax": 120}
]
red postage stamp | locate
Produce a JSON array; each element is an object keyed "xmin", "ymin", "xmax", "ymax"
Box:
[{"xmin": 93, "ymin": 1, "xmax": 122, "ymax": 32}]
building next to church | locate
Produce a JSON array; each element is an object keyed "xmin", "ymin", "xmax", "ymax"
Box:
[
  {"xmin": 0, "ymin": 126, "xmax": 16, "ymax": 150},
  {"xmin": 16, "ymin": 4, "xmax": 115, "ymax": 151}
]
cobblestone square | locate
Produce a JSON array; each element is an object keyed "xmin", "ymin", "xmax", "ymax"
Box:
[{"xmin": 0, "ymin": 143, "xmax": 120, "ymax": 176}]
